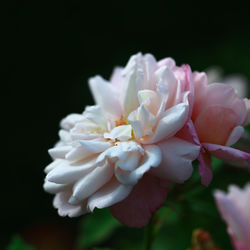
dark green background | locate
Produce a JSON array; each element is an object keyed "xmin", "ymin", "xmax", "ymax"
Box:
[{"xmin": 4, "ymin": 0, "xmax": 250, "ymax": 249}]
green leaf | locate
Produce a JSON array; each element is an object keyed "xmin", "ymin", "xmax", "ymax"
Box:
[
  {"xmin": 7, "ymin": 236, "xmax": 35, "ymax": 250},
  {"xmin": 77, "ymin": 208, "xmax": 121, "ymax": 248}
]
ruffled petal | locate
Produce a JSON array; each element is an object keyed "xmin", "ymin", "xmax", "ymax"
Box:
[
  {"xmin": 87, "ymin": 178, "xmax": 133, "ymax": 211},
  {"xmin": 203, "ymin": 143, "xmax": 250, "ymax": 168},
  {"xmin": 60, "ymin": 114, "xmax": 85, "ymax": 130},
  {"xmin": 46, "ymin": 157, "xmax": 96, "ymax": 184},
  {"xmin": 53, "ymin": 192, "xmax": 87, "ymax": 217},
  {"xmin": 89, "ymin": 76, "xmax": 122, "ymax": 120},
  {"xmin": 121, "ymin": 53, "xmax": 146, "ymax": 115},
  {"xmin": 151, "ymin": 137, "xmax": 200, "ymax": 183},
  {"xmin": 142, "ymin": 102, "xmax": 189, "ymax": 144},
  {"xmin": 110, "ymin": 174, "xmax": 168, "ymax": 227},
  {"xmin": 104, "ymin": 125, "xmax": 132, "ymax": 141},
  {"xmin": 115, "ymin": 145, "xmax": 162, "ymax": 185},
  {"xmin": 43, "ymin": 180, "xmax": 69, "ymax": 194},
  {"xmin": 69, "ymin": 163, "xmax": 113, "ymax": 205}
]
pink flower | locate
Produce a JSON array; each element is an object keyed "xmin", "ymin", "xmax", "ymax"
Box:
[
  {"xmin": 214, "ymin": 184, "xmax": 250, "ymax": 250},
  {"xmin": 43, "ymin": 53, "xmax": 200, "ymax": 227},
  {"xmin": 182, "ymin": 72, "xmax": 250, "ymax": 186}
]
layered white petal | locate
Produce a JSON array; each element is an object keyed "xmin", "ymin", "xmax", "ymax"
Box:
[
  {"xmin": 87, "ymin": 179, "xmax": 133, "ymax": 211},
  {"xmin": 46, "ymin": 157, "xmax": 97, "ymax": 184},
  {"xmin": 115, "ymin": 145, "xmax": 162, "ymax": 185},
  {"xmin": 151, "ymin": 137, "xmax": 200, "ymax": 183},
  {"xmin": 142, "ymin": 102, "xmax": 189, "ymax": 144},
  {"xmin": 89, "ymin": 76, "xmax": 121, "ymax": 120},
  {"xmin": 121, "ymin": 53, "xmax": 146, "ymax": 115},
  {"xmin": 43, "ymin": 181, "xmax": 69, "ymax": 194},
  {"xmin": 48, "ymin": 146, "xmax": 73, "ymax": 159},
  {"xmin": 69, "ymin": 163, "xmax": 113, "ymax": 205},
  {"xmin": 53, "ymin": 192, "xmax": 87, "ymax": 217},
  {"xmin": 104, "ymin": 125, "xmax": 132, "ymax": 141}
]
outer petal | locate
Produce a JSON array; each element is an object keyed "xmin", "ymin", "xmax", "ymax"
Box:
[
  {"xmin": 110, "ymin": 174, "xmax": 168, "ymax": 228},
  {"xmin": 226, "ymin": 126, "xmax": 245, "ymax": 146},
  {"xmin": 43, "ymin": 180, "xmax": 69, "ymax": 194},
  {"xmin": 203, "ymin": 143, "xmax": 250, "ymax": 168},
  {"xmin": 69, "ymin": 163, "xmax": 113, "ymax": 205},
  {"xmin": 60, "ymin": 114, "xmax": 84, "ymax": 130},
  {"xmin": 89, "ymin": 76, "xmax": 122, "ymax": 120},
  {"xmin": 197, "ymin": 152, "xmax": 213, "ymax": 187},
  {"xmin": 87, "ymin": 178, "xmax": 133, "ymax": 211},
  {"xmin": 151, "ymin": 137, "xmax": 200, "ymax": 183},
  {"xmin": 243, "ymin": 98, "xmax": 250, "ymax": 126},
  {"xmin": 214, "ymin": 190, "xmax": 250, "ymax": 248},
  {"xmin": 53, "ymin": 191, "xmax": 87, "ymax": 217},
  {"xmin": 46, "ymin": 157, "xmax": 97, "ymax": 184}
]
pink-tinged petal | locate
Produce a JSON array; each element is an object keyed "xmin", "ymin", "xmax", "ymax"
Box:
[
  {"xmin": 203, "ymin": 143, "xmax": 250, "ymax": 168},
  {"xmin": 110, "ymin": 174, "xmax": 168, "ymax": 228},
  {"xmin": 214, "ymin": 190, "xmax": 250, "ymax": 248},
  {"xmin": 197, "ymin": 152, "xmax": 213, "ymax": 187},
  {"xmin": 151, "ymin": 137, "xmax": 200, "ymax": 183},
  {"xmin": 195, "ymin": 83, "xmax": 247, "ymax": 125},
  {"xmin": 104, "ymin": 125, "xmax": 132, "ymax": 141},
  {"xmin": 79, "ymin": 140, "xmax": 112, "ymax": 153},
  {"xmin": 121, "ymin": 53, "xmax": 145, "ymax": 116},
  {"xmin": 48, "ymin": 146, "xmax": 73, "ymax": 159},
  {"xmin": 226, "ymin": 126, "xmax": 245, "ymax": 146},
  {"xmin": 69, "ymin": 163, "xmax": 113, "ymax": 205},
  {"xmin": 142, "ymin": 102, "xmax": 189, "ymax": 144},
  {"xmin": 89, "ymin": 76, "xmax": 122, "ymax": 120},
  {"xmin": 43, "ymin": 180, "xmax": 69, "ymax": 194},
  {"xmin": 46, "ymin": 157, "xmax": 96, "ymax": 184},
  {"xmin": 53, "ymin": 192, "xmax": 87, "ymax": 217},
  {"xmin": 176, "ymin": 119, "xmax": 200, "ymax": 146},
  {"xmin": 65, "ymin": 146, "xmax": 94, "ymax": 162},
  {"xmin": 143, "ymin": 54, "xmax": 158, "ymax": 90},
  {"xmin": 183, "ymin": 65, "xmax": 194, "ymax": 117},
  {"xmin": 115, "ymin": 145, "xmax": 162, "ymax": 185},
  {"xmin": 60, "ymin": 114, "xmax": 85, "ymax": 130},
  {"xmin": 87, "ymin": 178, "xmax": 133, "ymax": 211},
  {"xmin": 83, "ymin": 105, "xmax": 107, "ymax": 128},
  {"xmin": 110, "ymin": 67, "xmax": 123, "ymax": 86},
  {"xmin": 157, "ymin": 57, "xmax": 176, "ymax": 69},
  {"xmin": 194, "ymin": 105, "xmax": 239, "ymax": 145},
  {"xmin": 155, "ymin": 66, "xmax": 177, "ymax": 109},
  {"xmin": 44, "ymin": 159, "xmax": 64, "ymax": 174},
  {"xmin": 243, "ymin": 98, "xmax": 250, "ymax": 126}
]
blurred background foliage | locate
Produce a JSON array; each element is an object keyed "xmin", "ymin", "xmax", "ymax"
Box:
[{"xmin": 4, "ymin": 0, "xmax": 250, "ymax": 249}]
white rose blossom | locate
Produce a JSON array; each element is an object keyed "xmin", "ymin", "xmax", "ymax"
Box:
[{"xmin": 44, "ymin": 53, "xmax": 200, "ymax": 227}]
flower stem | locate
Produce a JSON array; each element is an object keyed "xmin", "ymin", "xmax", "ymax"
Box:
[{"xmin": 144, "ymin": 214, "xmax": 155, "ymax": 250}]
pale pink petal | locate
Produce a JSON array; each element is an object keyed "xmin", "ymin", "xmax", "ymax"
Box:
[
  {"xmin": 110, "ymin": 174, "xmax": 168, "ymax": 228},
  {"xmin": 104, "ymin": 125, "xmax": 132, "ymax": 141},
  {"xmin": 83, "ymin": 105, "xmax": 107, "ymax": 128},
  {"xmin": 121, "ymin": 53, "xmax": 145, "ymax": 115},
  {"xmin": 110, "ymin": 67, "xmax": 123, "ymax": 86},
  {"xmin": 143, "ymin": 54, "xmax": 157, "ymax": 89},
  {"xmin": 53, "ymin": 192, "xmax": 87, "ymax": 217},
  {"xmin": 151, "ymin": 137, "xmax": 200, "ymax": 183},
  {"xmin": 89, "ymin": 76, "xmax": 122, "ymax": 120},
  {"xmin": 48, "ymin": 146, "xmax": 73, "ymax": 159},
  {"xmin": 176, "ymin": 119, "xmax": 200, "ymax": 146},
  {"xmin": 214, "ymin": 190, "xmax": 250, "ymax": 248},
  {"xmin": 194, "ymin": 105, "xmax": 239, "ymax": 145},
  {"xmin": 142, "ymin": 102, "xmax": 189, "ymax": 144},
  {"xmin": 157, "ymin": 57, "xmax": 176, "ymax": 69},
  {"xmin": 203, "ymin": 143, "xmax": 250, "ymax": 168},
  {"xmin": 65, "ymin": 146, "xmax": 94, "ymax": 162},
  {"xmin": 197, "ymin": 152, "xmax": 213, "ymax": 187},
  {"xmin": 46, "ymin": 157, "xmax": 96, "ymax": 184},
  {"xmin": 44, "ymin": 159, "xmax": 64, "ymax": 174},
  {"xmin": 43, "ymin": 181, "xmax": 69, "ymax": 194},
  {"xmin": 115, "ymin": 145, "xmax": 162, "ymax": 185},
  {"xmin": 69, "ymin": 163, "xmax": 113, "ymax": 205},
  {"xmin": 60, "ymin": 114, "xmax": 85, "ymax": 130},
  {"xmin": 79, "ymin": 140, "xmax": 112, "ymax": 153},
  {"xmin": 226, "ymin": 126, "xmax": 245, "ymax": 146},
  {"xmin": 243, "ymin": 98, "xmax": 250, "ymax": 126},
  {"xmin": 87, "ymin": 178, "xmax": 133, "ymax": 211}
]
